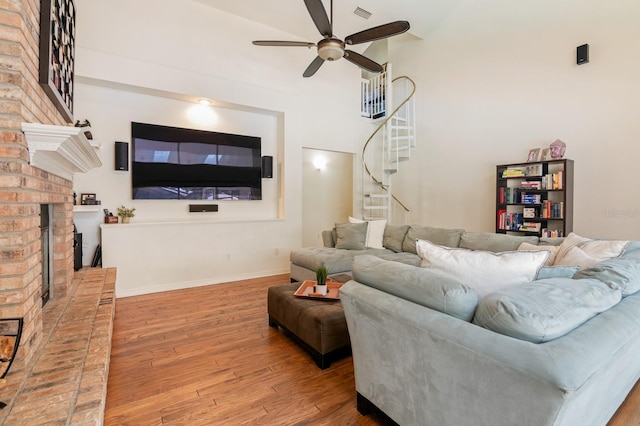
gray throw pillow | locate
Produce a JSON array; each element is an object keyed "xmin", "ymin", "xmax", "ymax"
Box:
[
  {"xmin": 383, "ymin": 225, "xmax": 409, "ymax": 253},
  {"xmin": 334, "ymin": 222, "xmax": 368, "ymax": 250}
]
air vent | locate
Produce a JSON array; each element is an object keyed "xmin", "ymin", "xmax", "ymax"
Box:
[{"xmin": 353, "ymin": 7, "xmax": 372, "ymax": 20}]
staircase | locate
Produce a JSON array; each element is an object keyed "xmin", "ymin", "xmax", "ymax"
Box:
[{"xmin": 361, "ymin": 64, "xmax": 416, "ymax": 222}]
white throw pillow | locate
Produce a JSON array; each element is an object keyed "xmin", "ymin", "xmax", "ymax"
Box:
[
  {"xmin": 518, "ymin": 242, "xmax": 558, "ymax": 266},
  {"xmin": 416, "ymin": 239, "xmax": 549, "ymax": 298},
  {"xmin": 349, "ymin": 217, "xmax": 386, "ymax": 249},
  {"xmin": 553, "ymin": 232, "xmax": 629, "ymax": 269}
]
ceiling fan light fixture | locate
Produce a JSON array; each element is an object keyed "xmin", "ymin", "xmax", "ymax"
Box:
[{"xmin": 317, "ymin": 38, "xmax": 344, "ymax": 61}]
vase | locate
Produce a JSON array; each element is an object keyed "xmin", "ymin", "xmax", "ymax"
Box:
[{"xmin": 122, "ymin": 217, "xmax": 130, "ymax": 224}]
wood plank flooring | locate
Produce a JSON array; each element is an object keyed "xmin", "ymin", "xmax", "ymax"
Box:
[{"xmin": 106, "ymin": 275, "xmax": 640, "ymax": 425}]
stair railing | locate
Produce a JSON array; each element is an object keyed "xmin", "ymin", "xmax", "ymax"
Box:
[{"xmin": 362, "ymin": 75, "xmax": 416, "ymax": 215}]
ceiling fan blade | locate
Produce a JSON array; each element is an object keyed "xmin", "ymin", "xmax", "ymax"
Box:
[
  {"xmin": 343, "ymin": 50, "xmax": 383, "ymax": 73},
  {"xmin": 304, "ymin": 0, "xmax": 332, "ymax": 37},
  {"xmin": 303, "ymin": 56, "xmax": 325, "ymax": 78},
  {"xmin": 345, "ymin": 21, "xmax": 410, "ymax": 45},
  {"xmin": 252, "ymin": 40, "xmax": 316, "ymax": 48}
]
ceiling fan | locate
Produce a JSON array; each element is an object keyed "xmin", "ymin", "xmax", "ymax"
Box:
[{"xmin": 252, "ymin": 0, "xmax": 410, "ymax": 78}]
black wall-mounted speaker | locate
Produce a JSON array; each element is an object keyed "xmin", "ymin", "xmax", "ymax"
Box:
[
  {"xmin": 262, "ymin": 156, "xmax": 273, "ymax": 179},
  {"xmin": 577, "ymin": 44, "xmax": 589, "ymax": 65},
  {"xmin": 189, "ymin": 204, "xmax": 219, "ymax": 213},
  {"xmin": 115, "ymin": 141, "xmax": 129, "ymax": 171}
]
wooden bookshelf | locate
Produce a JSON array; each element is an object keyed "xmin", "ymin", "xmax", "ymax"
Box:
[{"xmin": 496, "ymin": 159, "xmax": 573, "ymax": 238}]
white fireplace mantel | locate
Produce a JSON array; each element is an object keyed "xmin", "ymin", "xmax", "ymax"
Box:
[{"xmin": 21, "ymin": 122, "xmax": 102, "ymax": 180}]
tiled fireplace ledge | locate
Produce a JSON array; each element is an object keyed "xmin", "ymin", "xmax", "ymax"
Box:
[{"xmin": 0, "ymin": 268, "xmax": 116, "ymax": 425}]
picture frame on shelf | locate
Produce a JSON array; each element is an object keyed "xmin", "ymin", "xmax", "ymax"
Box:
[
  {"xmin": 80, "ymin": 193, "xmax": 96, "ymax": 205},
  {"xmin": 39, "ymin": 0, "xmax": 76, "ymax": 122},
  {"xmin": 527, "ymin": 148, "xmax": 541, "ymax": 162},
  {"xmin": 540, "ymin": 147, "xmax": 551, "ymax": 161}
]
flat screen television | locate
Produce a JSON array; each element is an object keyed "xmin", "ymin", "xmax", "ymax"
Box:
[{"xmin": 131, "ymin": 122, "xmax": 262, "ymax": 200}]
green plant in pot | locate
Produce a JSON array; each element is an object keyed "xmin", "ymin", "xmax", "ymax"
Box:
[
  {"xmin": 117, "ymin": 205, "xmax": 136, "ymax": 224},
  {"xmin": 315, "ymin": 266, "xmax": 328, "ymax": 295}
]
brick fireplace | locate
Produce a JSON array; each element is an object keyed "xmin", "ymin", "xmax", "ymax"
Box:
[{"xmin": 1, "ymin": 1, "xmax": 76, "ymax": 370}]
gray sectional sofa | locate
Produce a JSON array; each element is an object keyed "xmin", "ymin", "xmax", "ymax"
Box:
[
  {"xmin": 290, "ymin": 224, "xmax": 640, "ymax": 425},
  {"xmin": 290, "ymin": 224, "xmax": 545, "ymax": 282}
]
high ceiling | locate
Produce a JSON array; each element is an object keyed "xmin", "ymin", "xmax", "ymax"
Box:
[{"xmin": 194, "ymin": 0, "xmax": 462, "ymax": 43}]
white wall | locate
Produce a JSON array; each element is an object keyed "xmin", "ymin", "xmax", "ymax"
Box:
[
  {"xmin": 387, "ymin": 0, "xmax": 640, "ymax": 240},
  {"xmin": 72, "ymin": 0, "xmax": 370, "ymax": 296}
]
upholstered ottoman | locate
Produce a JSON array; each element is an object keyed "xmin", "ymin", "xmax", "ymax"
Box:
[{"xmin": 267, "ymin": 282, "xmax": 351, "ymax": 369}]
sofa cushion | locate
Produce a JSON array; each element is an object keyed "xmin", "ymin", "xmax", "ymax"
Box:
[
  {"xmin": 375, "ymin": 251, "xmax": 421, "ymax": 267},
  {"xmin": 416, "ymin": 239, "xmax": 548, "ymax": 297},
  {"xmin": 334, "ymin": 222, "xmax": 368, "ymax": 250},
  {"xmin": 402, "ymin": 225, "xmax": 464, "ymax": 254},
  {"xmin": 383, "ymin": 224, "xmax": 410, "ymax": 253},
  {"xmin": 473, "ymin": 278, "xmax": 622, "ymax": 343},
  {"xmin": 573, "ymin": 257, "xmax": 640, "ymax": 297},
  {"xmin": 537, "ymin": 265, "xmax": 580, "ymax": 279},
  {"xmin": 290, "ymin": 247, "xmax": 380, "ymax": 274},
  {"xmin": 460, "ymin": 232, "xmax": 539, "ymax": 252},
  {"xmin": 351, "ymin": 254, "xmax": 478, "ymax": 321},
  {"xmin": 553, "ymin": 232, "xmax": 630, "ymax": 269},
  {"xmin": 518, "ymin": 242, "xmax": 558, "ymax": 266},
  {"xmin": 349, "ymin": 217, "xmax": 386, "ymax": 249}
]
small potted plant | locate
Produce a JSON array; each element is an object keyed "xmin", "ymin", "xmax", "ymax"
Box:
[
  {"xmin": 117, "ymin": 205, "xmax": 136, "ymax": 224},
  {"xmin": 314, "ymin": 266, "xmax": 328, "ymax": 295}
]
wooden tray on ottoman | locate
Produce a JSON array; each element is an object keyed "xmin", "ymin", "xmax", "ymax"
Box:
[{"xmin": 294, "ymin": 280, "xmax": 342, "ymax": 300}]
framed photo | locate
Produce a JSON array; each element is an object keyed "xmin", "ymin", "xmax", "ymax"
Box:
[
  {"xmin": 527, "ymin": 148, "xmax": 541, "ymax": 162},
  {"xmin": 39, "ymin": 0, "xmax": 76, "ymax": 122},
  {"xmin": 539, "ymin": 147, "xmax": 551, "ymax": 161},
  {"xmin": 80, "ymin": 193, "xmax": 96, "ymax": 205}
]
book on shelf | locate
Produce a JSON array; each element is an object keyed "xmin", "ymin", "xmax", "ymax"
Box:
[
  {"xmin": 523, "ymin": 207, "xmax": 536, "ymax": 218},
  {"xmin": 502, "ymin": 168, "xmax": 525, "ymax": 178},
  {"xmin": 521, "ymin": 181, "xmax": 542, "ymax": 190},
  {"xmin": 520, "ymin": 222, "xmax": 541, "ymax": 232}
]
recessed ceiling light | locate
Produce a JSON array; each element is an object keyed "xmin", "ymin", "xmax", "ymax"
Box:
[{"xmin": 198, "ymin": 99, "xmax": 211, "ymax": 106}]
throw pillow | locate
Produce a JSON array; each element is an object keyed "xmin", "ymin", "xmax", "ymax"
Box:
[
  {"xmin": 334, "ymin": 222, "xmax": 368, "ymax": 250},
  {"xmin": 383, "ymin": 224, "xmax": 409, "ymax": 252},
  {"xmin": 473, "ymin": 278, "xmax": 621, "ymax": 343},
  {"xmin": 416, "ymin": 239, "xmax": 549, "ymax": 297},
  {"xmin": 348, "ymin": 217, "xmax": 386, "ymax": 249},
  {"xmin": 518, "ymin": 242, "xmax": 558, "ymax": 266},
  {"xmin": 553, "ymin": 232, "xmax": 630, "ymax": 269}
]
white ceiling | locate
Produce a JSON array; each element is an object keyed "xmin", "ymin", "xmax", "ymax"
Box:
[{"xmin": 194, "ymin": 0, "xmax": 463, "ymax": 43}]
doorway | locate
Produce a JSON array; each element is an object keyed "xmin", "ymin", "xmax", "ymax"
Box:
[{"xmin": 302, "ymin": 148, "xmax": 354, "ymax": 247}]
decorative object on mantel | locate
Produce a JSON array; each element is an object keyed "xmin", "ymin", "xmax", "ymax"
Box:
[
  {"xmin": 0, "ymin": 318, "xmax": 23, "ymax": 409},
  {"xmin": 74, "ymin": 119, "xmax": 93, "ymax": 140},
  {"xmin": 103, "ymin": 208, "xmax": 118, "ymax": 224},
  {"xmin": 550, "ymin": 139, "xmax": 566, "ymax": 159},
  {"xmin": 39, "ymin": 0, "xmax": 76, "ymax": 122},
  {"xmin": 117, "ymin": 205, "xmax": 136, "ymax": 224}
]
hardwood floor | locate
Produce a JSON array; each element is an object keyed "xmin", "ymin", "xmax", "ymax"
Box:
[
  {"xmin": 105, "ymin": 275, "xmax": 390, "ymax": 425},
  {"xmin": 106, "ymin": 275, "xmax": 640, "ymax": 425}
]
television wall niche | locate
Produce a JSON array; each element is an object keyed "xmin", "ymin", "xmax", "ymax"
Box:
[{"xmin": 131, "ymin": 122, "xmax": 262, "ymax": 200}]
